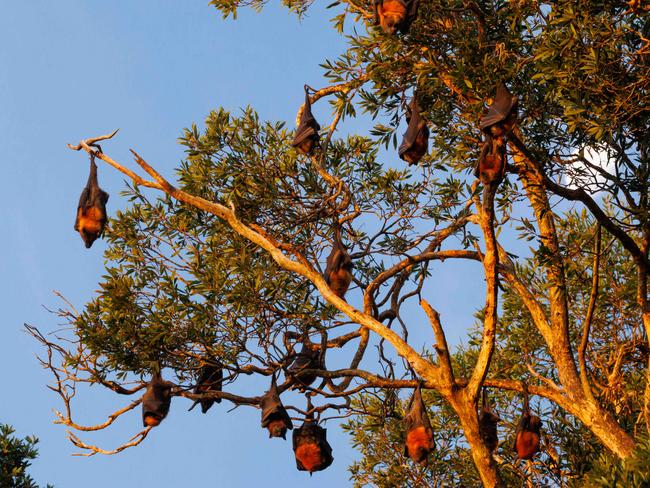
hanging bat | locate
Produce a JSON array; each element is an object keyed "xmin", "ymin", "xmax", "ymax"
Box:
[
  {"xmin": 398, "ymin": 95, "xmax": 429, "ymax": 166},
  {"xmin": 474, "ymin": 133, "xmax": 506, "ymax": 186},
  {"xmin": 142, "ymin": 374, "xmax": 173, "ymax": 427},
  {"xmin": 324, "ymin": 223, "xmax": 353, "ymax": 300},
  {"xmin": 479, "ymin": 83, "xmax": 518, "ymax": 138},
  {"xmin": 478, "ymin": 389, "xmax": 499, "ymax": 453},
  {"xmin": 404, "ymin": 384, "xmax": 435, "ymax": 464},
  {"xmin": 287, "ymin": 335, "xmax": 322, "ymax": 389},
  {"xmin": 292, "ymin": 86, "xmax": 321, "ymax": 156},
  {"xmin": 514, "ymin": 384, "xmax": 542, "ymax": 460},
  {"xmin": 74, "ymin": 154, "xmax": 109, "ymax": 248},
  {"xmin": 373, "ymin": 0, "xmax": 420, "ymax": 34},
  {"xmin": 293, "ymin": 419, "xmax": 334, "ymax": 474},
  {"xmin": 260, "ymin": 375, "xmax": 294, "ymax": 439},
  {"xmin": 189, "ymin": 362, "xmax": 223, "ymax": 414}
]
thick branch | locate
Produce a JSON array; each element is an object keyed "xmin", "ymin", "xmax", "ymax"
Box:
[{"xmin": 579, "ymin": 224, "xmax": 601, "ymax": 398}]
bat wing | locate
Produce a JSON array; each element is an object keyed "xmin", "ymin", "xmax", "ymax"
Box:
[
  {"xmin": 513, "ymin": 412, "xmax": 529, "ymax": 451},
  {"xmin": 260, "ymin": 380, "xmax": 293, "ymax": 430},
  {"xmin": 405, "ymin": 385, "xmax": 432, "ymax": 431},
  {"xmin": 398, "ymin": 0, "xmax": 419, "ymax": 33},
  {"xmin": 292, "ymin": 92, "xmax": 321, "ymax": 147},
  {"xmin": 398, "ymin": 97, "xmax": 428, "ymax": 160},
  {"xmin": 324, "ymin": 248, "xmax": 344, "ymax": 284},
  {"xmin": 479, "ymin": 84, "xmax": 518, "ymax": 132}
]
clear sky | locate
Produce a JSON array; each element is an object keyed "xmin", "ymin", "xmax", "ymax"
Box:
[{"xmin": 0, "ymin": 2, "xmax": 496, "ymax": 487}]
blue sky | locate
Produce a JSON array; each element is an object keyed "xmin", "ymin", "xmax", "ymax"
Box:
[{"xmin": 0, "ymin": 2, "xmax": 504, "ymax": 486}]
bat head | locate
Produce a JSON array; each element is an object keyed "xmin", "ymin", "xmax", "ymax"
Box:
[
  {"xmin": 81, "ymin": 230, "xmax": 99, "ymax": 248},
  {"xmin": 266, "ymin": 418, "xmax": 290, "ymax": 439},
  {"xmin": 374, "ymin": 0, "xmax": 418, "ymax": 34}
]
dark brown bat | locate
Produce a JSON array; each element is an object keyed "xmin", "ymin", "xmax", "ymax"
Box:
[
  {"xmin": 287, "ymin": 335, "xmax": 322, "ymax": 389},
  {"xmin": 260, "ymin": 376, "xmax": 293, "ymax": 439},
  {"xmin": 373, "ymin": 0, "xmax": 420, "ymax": 34},
  {"xmin": 478, "ymin": 389, "xmax": 499, "ymax": 453},
  {"xmin": 74, "ymin": 154, "xmax": 109, "ymax": 248},
  {"xmin": 293, "ymin": 418, "xmax": 334, "ymax": 474},
  {"xmin": 475, "ymin": 83, "xmax": 517, "ymax": 185},
  {"xmin": 292, "ymin": 87, "xmax": 321, "ymax": 156},
  {"xmin": 324, "ymin": 224, "xmax": 353, "ymax": 300},
  {"xmin": 479, "ymin": 83, "xmax": 518, "ymax": 137},
  {"xmin": 404, "ymin": 384, "xmax": 435, "ymax": 464},
  {"xmin": 475, "ymin": 133, "xmax": 506, "ymax": 186},
  {"xmin": 399, "ymin": 95, "xmax": 429, "ymax": 165},
  {"xmin": 514, "ymin": 384, "xmax": 542, "ymax": 460},
  {"xmin": 189, "ymin": 362, "xmax": 223, "ymax": 414},
  {"xmin": 142, "ymin": 374, "xmax": 173, "ymax": 427}
]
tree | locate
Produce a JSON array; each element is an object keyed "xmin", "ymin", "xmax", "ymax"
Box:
[
  {"xmin": 0, "ymin": 424, "xmax": 52, "ymax": 488},
  {"xmin": 27, "ymin": 1, "xmax": 648, "ymax": 486},
  {"xmin": 346, "ymin": 211, "xmax": 648, "ymax": 486}
]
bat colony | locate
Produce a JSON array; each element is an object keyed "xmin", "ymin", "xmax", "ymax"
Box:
[{"xmin": 69, "ymin": 2, "xmax": 541, "ymax": 475}]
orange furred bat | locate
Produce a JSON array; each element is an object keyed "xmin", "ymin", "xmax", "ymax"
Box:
[
  {"xmin": 74, "ymin": 154, "xmax": 109, "ymax": 248},
  {"xmin": 292, "ymin": 414, "xmax": 333, "ymax": 474},
  {"xmin": 324, "ymin": 224, "xmax": 353, "ymax": 300},
  {"xmin": 475, "ymin": 134, "xmax": 506, "ymax": 186},
  {"xmin": 189, "ymin": 362, "xmax": 223, "ymax": 414},
  {"xmin": 514, "ymin": 385, "xmax": 542, "ymax": 460},
  {"xmin": 478, "ymin": 389, "xmax": 499, "ymax": 453},
  {"xmin": 398, "ymin": 95, "xmax": 429, "ymax": 165},
  {"xmin": 403, "ymin": 384, "xmax": 435, "ymax": 464},
  {"xmin": 141, "ymin": 374, "xmax": 173, "ymax": 427},
  {"xmin": 260, "ymin": 376, "xmax": 294, "ymax": 439},
  {"xmin": 287, "ymin": 335, "xmax": 322, "ymax": 389},
  {"xmin": 292, "ymin": 86, "xmax": 321, "ymax": 156},
  {"xmin": 373, "ymin": 0, "xmax": 420, "ymax": 34}
]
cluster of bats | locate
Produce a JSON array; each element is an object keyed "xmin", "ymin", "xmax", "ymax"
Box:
[
  {"xmin": 71, "ymin": 0, "xmax": 535, "ymax": 471},
  {"xmin": 140, "ymin": 368, "xmax": 541, "ymax": 474}
]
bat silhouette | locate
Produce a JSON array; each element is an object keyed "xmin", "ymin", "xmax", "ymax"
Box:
[
  {"xmin": 399, "ymin": 95, "xmax": 429, "ymax": 165},
  {"xmin": 292, "ymin": 86, "xmax": 321, "ymax": 156},
  {"xmin": 260, "ymin": 375, "xmax": 294, "ymax": 439}
]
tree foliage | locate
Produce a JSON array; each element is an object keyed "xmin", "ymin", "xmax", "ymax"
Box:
[
  {"xmin": 0, "ymin": 424, "xmax": 51, "ymax": 488},
  {"xmin": 29, "ymin": 1, "xmax": 648, "ymax": 486}
]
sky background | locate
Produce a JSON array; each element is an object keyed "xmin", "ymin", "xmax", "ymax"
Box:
[{"xmin": 0, "ymin": 2, "xmax": 532, "ymax": 487}]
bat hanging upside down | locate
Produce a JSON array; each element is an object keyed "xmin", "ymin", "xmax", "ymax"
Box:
[
  {"xmin": 514, "ymin": 384, "xmax": 542, "ymax": 460},
  {"xmin": 189, "ymin": 362, "xmax": 223, "ymax": 414},
  {"xmin": 478, "ymin": 389, "xmax": 499, "ymax": 453},
  {"xmin": 475, "ymin": 83, "xmax": 518, "ymax": 186},
  {"xmin": 74, "ymin": 154, "xmax": 109, "ymax": 248},
  {"xmin": 398, "ymin": 94, "xmax": 429, "ymax": 166},
  {"xmin": 260, "ymin": 376, "xmax": 294, "ymax": 439},
  {"xmin": 404, "ymin": 384, "xmax": 435, "ymax": 464},
  {"xmin": 293, "ymin": 419, "xmax": 334, "ymax": 474},
  {"xmin": 142, "ymin": 374, "xmax": 173, "ymax": 427},
  {"xmin": 324, "ymin": 224, "xmax": 353, "ymax": 300},
  {"xmin": 291, "ymin": 86, "xmax": 321, "ymax": 156}
]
